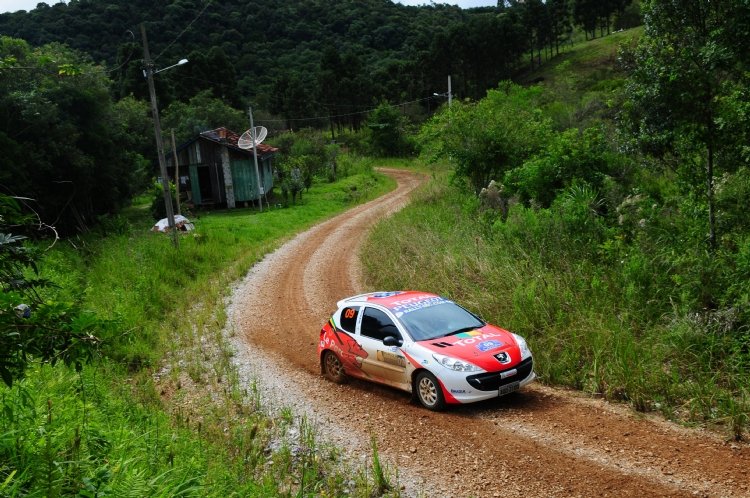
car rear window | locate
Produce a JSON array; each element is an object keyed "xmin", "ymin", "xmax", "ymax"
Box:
[{"xmin": 339, "ymin": 306, "xmax": 359, "ymax": 333}]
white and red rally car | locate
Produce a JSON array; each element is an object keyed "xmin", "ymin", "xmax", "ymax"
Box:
[{"xmin": 318, "ymin": 291, "xmax": 535, "ymax": 410}]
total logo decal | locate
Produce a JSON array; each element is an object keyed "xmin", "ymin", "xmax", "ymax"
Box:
[{"xmin": 452, "ymin": 330, "xmax": 503, "ymax": 347}]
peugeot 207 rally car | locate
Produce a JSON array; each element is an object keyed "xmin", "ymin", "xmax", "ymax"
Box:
[{"xmin": 318, "ymin": 291, "xmax": 535, "ymax": 410}]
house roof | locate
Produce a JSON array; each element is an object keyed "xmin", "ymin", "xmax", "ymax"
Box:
[{"xmin": 199, "ymin": 127, "xmax": 279, "ymax": 156}]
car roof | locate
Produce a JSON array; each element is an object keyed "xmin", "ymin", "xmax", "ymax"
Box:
[{"xmin": 337, "ymin": 291, "xmax": 444, "ymax": 311}]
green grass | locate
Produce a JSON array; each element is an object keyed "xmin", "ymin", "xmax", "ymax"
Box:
[
  {"xmin": 361, "ymin": 175, "xmax": 750, "ymax": 439},
  {"xmin": 1, "ymin": 160, "xmax": 405, "ymax": 497},
  {"xmin": 520, "ymin": 27, "xmax": 642, "ymax": 88}
]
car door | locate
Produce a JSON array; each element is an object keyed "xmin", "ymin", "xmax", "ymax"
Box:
[
  {"xmin": 333, "ymin": 305, "xmax": 369, "ymax": 379},
  {"xmin": 358, "ymin": 306, "xmax": 409, "ymax": 390}
]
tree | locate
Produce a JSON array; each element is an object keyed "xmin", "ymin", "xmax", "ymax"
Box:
[
  {"xmin": 0, "ymin": 36, "xmax": 145, "ymax": 235},
  {"xmin": 573, "ymin": 0, "xmax": 600, "ymax": 39},
  {"xmin": 171, "ymin": 46, "xmax": 241, "ymax": 106},
  {"xmin": 622, "ymin": 0, "xmax": 750, "ymax": 251},
  {"xmin": 270, "ymin": 72, "xmax": 318, "ymax": 131},
  {"xmin": 367, "ymin": 102, "xmax": 410, "ymax": 157},
  {"xmin": 418, "ymin": 82, "xmax": 551, "ymax": 194},
  {"xmin": 160, "ymin": 89, "xmax": 246, "ymax": 145}
]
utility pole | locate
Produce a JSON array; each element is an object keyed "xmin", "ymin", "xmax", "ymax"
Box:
[
  {"xmin": 448, "ymin": 75, "xmax": 452, "ymax": 108},
  {"xmin": 248, "ymin": 106, "xmax": 263, "ymax": 212},
  {"xmin": 171, "ymin": 129, "xmax": 181, "ymax": 216},
  {"xmin": 141, "ymin": 23, "xmax": 178, "ymax": 247}
]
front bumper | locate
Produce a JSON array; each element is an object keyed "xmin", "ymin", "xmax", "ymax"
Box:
[{"xmin": 439, "ymin": 357, "xmax": 535, "ymax": 405}]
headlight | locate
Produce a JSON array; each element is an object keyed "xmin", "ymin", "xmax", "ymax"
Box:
[
  {"xmin": 512, "ymin": 333, "xmax": 532, "ymax": 360},
  {"xmin": 432, "ymin": 353, "xmax": 483, "ymax": 372}
]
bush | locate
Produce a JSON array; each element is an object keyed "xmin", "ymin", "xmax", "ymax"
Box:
[{"xmin": 149, "ymin": 181, "xmax": 177, "ymax": 221}]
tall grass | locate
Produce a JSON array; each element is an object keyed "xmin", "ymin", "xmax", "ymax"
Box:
[
  {"xmin": 362, "ymin": 175, "xmax": 750, "ymax": 438},
  {"xmin": 1, "ymin": 162, "xmax": 402, "ymax": 496}
]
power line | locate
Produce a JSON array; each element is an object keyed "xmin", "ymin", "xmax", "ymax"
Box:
[
  {"xmin": 105, "ymin": 30, "xmax": 136, "ymax": 74},
  {"xmin": 259, "ymin": 95, "xmax": 445, "ymax": 125},
  {"xmin": 153, "ymin": 0, "xmax": 213, "ymax": 63}
]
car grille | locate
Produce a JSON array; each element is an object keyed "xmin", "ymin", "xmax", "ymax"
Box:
[{"xmin": 466, "ymin": 357, "xmax": 533, "ymax": 391}]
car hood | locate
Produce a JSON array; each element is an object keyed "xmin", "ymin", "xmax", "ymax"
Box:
[{"xmin": 416, "ymin": 324, "xmax": 523, "ymax": 371}]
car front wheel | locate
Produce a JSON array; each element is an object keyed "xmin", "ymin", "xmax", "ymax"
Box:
[
  {"xmin": 322, "ymin": 350, "xmax": 347, "ymax": 384},
  {"xmin": 415, "ymin": 371, "xmax": 445, "ymax": 411}
]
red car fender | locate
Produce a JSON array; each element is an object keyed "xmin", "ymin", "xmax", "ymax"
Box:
[
  {"xmin": 437, "ymin": 376, "xmax": 460, "ymax": 404},
  {"xmin": 403, "ymin": 351, "xmax": 460, "ymax": 404}
]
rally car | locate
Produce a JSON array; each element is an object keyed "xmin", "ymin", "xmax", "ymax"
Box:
[{"xmin": 318, "ymin": 291, "xmax": 535, "ymax": 410}]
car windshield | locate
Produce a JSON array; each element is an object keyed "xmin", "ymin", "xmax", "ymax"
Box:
[{"xmin": 397, "ymin": 302, "xmax": 485, "ymax": 341}]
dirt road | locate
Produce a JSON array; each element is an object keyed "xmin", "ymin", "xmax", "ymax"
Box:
[{"xmin": 227, "ymin": 169, "xmax": 749, "ymax": 497}]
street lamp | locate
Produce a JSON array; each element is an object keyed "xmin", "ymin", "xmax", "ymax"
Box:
[
  {"xmin": 153, "ymin": 58, "xmax": 188, "ymax": 76},
  {"xmin": 140, "ymin": 23, "xmax": 187, "ymax": 248}
]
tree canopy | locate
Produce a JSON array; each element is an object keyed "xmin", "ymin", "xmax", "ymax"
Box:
[{"xmin": 0, "ymin": 36, "xmax": 149, "ymax": 235}]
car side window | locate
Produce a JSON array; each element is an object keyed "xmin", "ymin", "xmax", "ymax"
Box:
[
  {"xmin": 339, "ymin": 306, "xmax": 359, "ymax": 333},
  {"xmin": 361, "ymin": 307, "xmax": 401, "ymax": 342}
]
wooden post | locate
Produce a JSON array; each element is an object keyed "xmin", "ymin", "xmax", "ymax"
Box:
[{"xmin": 171, "ymin": 129, "xmax": 181, "ymax": 215}]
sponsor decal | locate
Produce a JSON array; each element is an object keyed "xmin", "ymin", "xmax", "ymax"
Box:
[
  {"xmin": 430, "ymin": 341, "xmax": 452, "ymax": 348},
  {"xmin": 494, "ymin": 351, "xmax": 512, "ymax": 364},
  {"xmin": 377, "ymin": 350, "xmax": 406, "ymax": 368},
  {"xmin": 454, "ymin": 331, "xmax": 502, "ymax": 347},
  {"xmin": 476, "ymin": 340, "xmax": 504, "ymax": 352},
  {"xmin": 390, "ymin": 295, "xmax": 449, "ymax": 315},
  {"xmin": 451, "ymin": 389, "xmax": 466, "ymax": 394}
]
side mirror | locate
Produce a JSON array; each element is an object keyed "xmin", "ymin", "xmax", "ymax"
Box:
[{"xmin": 383, "ymin": 336, "xmax": 403, "ymax": 347}]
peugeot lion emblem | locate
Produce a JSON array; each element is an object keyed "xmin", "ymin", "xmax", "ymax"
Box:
[{"xmin": 494, "ymin": 351, "xmax": 512, "ymax": 364}]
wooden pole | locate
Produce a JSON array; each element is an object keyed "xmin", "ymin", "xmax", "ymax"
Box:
[
  {"xmin": 171, "ymin": 129, "xmax": 181, "ymax": 215},
  {"xmin": 141, "ymin": 23, "xmax": 178, "ymax": 247}
]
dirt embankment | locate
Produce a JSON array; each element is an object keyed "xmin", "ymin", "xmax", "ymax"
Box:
[{"xmin": 226, "ymin": 169, "xmax": 749, "ymax": 498}]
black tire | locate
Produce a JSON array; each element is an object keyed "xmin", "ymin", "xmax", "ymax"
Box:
[
  {"xmin": 415, "ymin": 371, "xmax": 446, "ymax": 411},
  {"xmin": 322, "ymin": 350, "xmax": 347, "ymax": 384}
]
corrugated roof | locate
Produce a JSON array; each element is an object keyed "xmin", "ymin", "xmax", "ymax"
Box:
[{"xmin": 199, "ymin": 127, "xmax": 279, "ymax": 156}]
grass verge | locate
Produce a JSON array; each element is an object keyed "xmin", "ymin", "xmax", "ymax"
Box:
[{"xmin": 1, "ymin": 160, "xmax": 405, "ymax": 496}]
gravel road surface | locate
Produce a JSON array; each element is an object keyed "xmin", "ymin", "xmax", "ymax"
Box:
[{"xmin": 226, "ymin": 169, "xmax": 749, "ymax": 498}]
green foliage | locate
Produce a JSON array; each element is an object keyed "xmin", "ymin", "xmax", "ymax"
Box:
[
  {"xmin": 622, "ymin": 0, "xmax": 750, "ymax": 249},
  {"xmin": 367, "ymin": 102, "xmax": 413, "ymax": 157},
  {"xmin": 148, "ymin": 180, "xmax": 178, "ymax": 221},
  {"xmin": 504, "ymin": 126, "xmax": 626, "ymax": 207},
  {"xmin": 271, "ymin": 130, "xmax": 346, "ymax": 205},
  {"xmin": 112, "ymin": 96, "xmax": 153, "ymax": 193},
  {"xmin": 1, "ymin": 169, "xmax": 396, "ymax": 496},
  {"xmin": 160, "ymin": 90, "xmax": 246, "ymax": 145},
  {"xmin": 0, "ymin": 195, "xmax": 106, "ymax": 387},
  {"xmin": 0, "ymin": 37, "xmax": 144, "ymax": 235},
  {"xmin": 418, "ymin": 82, "xmax": 552, "ymax": 193},
  {"xmin": 0, "ymin": 0, "xmax": 641, "ymax": 135}
]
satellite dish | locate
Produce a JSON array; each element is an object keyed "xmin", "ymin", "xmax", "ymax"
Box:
[{"xmin": 238, "ymin": 126, "xmax": 267, "ymax": 149}]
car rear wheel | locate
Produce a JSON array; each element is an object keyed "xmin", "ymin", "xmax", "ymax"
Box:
[
  {"xmin": 322, "ymin": 350, "xmax": 347, "ymax": 383},
  {"xmin": 415, "ymin": 371, "xmax": 445, "ymax": 411}
]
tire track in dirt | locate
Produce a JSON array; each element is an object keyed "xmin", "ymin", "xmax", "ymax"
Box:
[{"xmin": 227, "ymin": 169, "xmax": 749, "ymax": 498}]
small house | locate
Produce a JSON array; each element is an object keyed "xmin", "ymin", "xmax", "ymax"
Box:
[{"xmin": 167, "ymin": 127, "xmax": 278, "ymax": 209}]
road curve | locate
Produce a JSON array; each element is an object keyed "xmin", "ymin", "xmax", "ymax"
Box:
[{"xmin": 227, "ymin": 169, "xmax": 749, "ymax": 498}]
